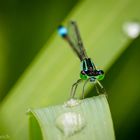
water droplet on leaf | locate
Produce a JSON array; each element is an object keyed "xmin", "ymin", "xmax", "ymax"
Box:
[
  {"xmin": 64, "ymin": 98, "xmax": 81, "ymax": 108},
  {"xmin": 55, "ymin": 112, "xmax": 86, "ymax": 137},
  {"xmin": 123, "ymin": 21, "xmax": 140, "ymax": 38}
]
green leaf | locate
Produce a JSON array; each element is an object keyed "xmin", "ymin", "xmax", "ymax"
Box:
[
  {"xmin": 0, "ymin": 0, "xmax": 140, "ymax": 140},
  {"xmin": 29, "ymin": 95, "xmax": 115, "ymax": 140}
]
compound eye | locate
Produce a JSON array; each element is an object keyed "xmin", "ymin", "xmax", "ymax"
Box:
[
  {"xmin": 96, "ymin": 70, "xmax": 105, "ymax": 80},
  {"xmin": 80, "ymin": 71, "xmax": 88, "ymax": 80},
  {"xmin": 81, "ymin": 70, "xmax": 86, "ymax": 75},
  {"xmin": 98, "ymin": 70, "xmax": 104, "ymax": 75}
]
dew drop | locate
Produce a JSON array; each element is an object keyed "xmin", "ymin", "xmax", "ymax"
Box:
[
  {"xmin": 64, "ymin": 98, "xmax": 81, "ymax": 108},
  {"xmin": 55, "ymin": 112, "xmax": 86, "ymax": 137},
  {"xmin": 123, "ymin": 21, "xmax": 140, "ymax": 38}
]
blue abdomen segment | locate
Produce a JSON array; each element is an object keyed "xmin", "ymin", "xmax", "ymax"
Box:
[{"xmin": 58, "ymin": 26, "xmax": 68, "ymax": 37}]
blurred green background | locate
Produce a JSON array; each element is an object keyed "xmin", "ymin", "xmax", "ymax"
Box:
[
  {"xmin": 0, "ymin": 0, "xmax": 78, "ymax": 100},
  {"xmin": 0, "ymin": 0, "xmax": 140, "ymax": 140}
]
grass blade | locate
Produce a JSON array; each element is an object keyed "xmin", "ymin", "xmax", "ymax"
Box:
[{"xmin": 29, "ymin": 95, "xmax": 115, "ymax": 140}]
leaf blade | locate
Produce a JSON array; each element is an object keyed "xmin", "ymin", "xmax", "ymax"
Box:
[{"xmin": 29, "ymin": 95, "xmax": 115, "ymax": 140}]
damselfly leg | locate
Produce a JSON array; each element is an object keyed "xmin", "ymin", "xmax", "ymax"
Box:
[
  {"xmin": 81, "ymin": 78, "xmax": 106, "ymax": 99},
  {"xmin": 82, "ymin": 78, "xmax": 90, "ymax": 99},
  {"xmin": 70, "ymin": 79, "xmax": 83, "ymax": 99},
  {"xmin": 94, "ymin": 79, "xmax": 107, "ymax": 96}
]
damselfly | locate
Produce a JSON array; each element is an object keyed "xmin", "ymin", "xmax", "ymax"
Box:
[{"xmin": 58, "ymin": 21, "xmax": 105, "ymax": 99}]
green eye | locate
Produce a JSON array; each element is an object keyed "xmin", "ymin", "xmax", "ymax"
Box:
[
  {"xmin": 80, "ymin": 73, "xmax": 88, "ymax": 80},
  {"xmin": 96, "ymin": 75, "xmax": 105, "ymax": 81}
]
